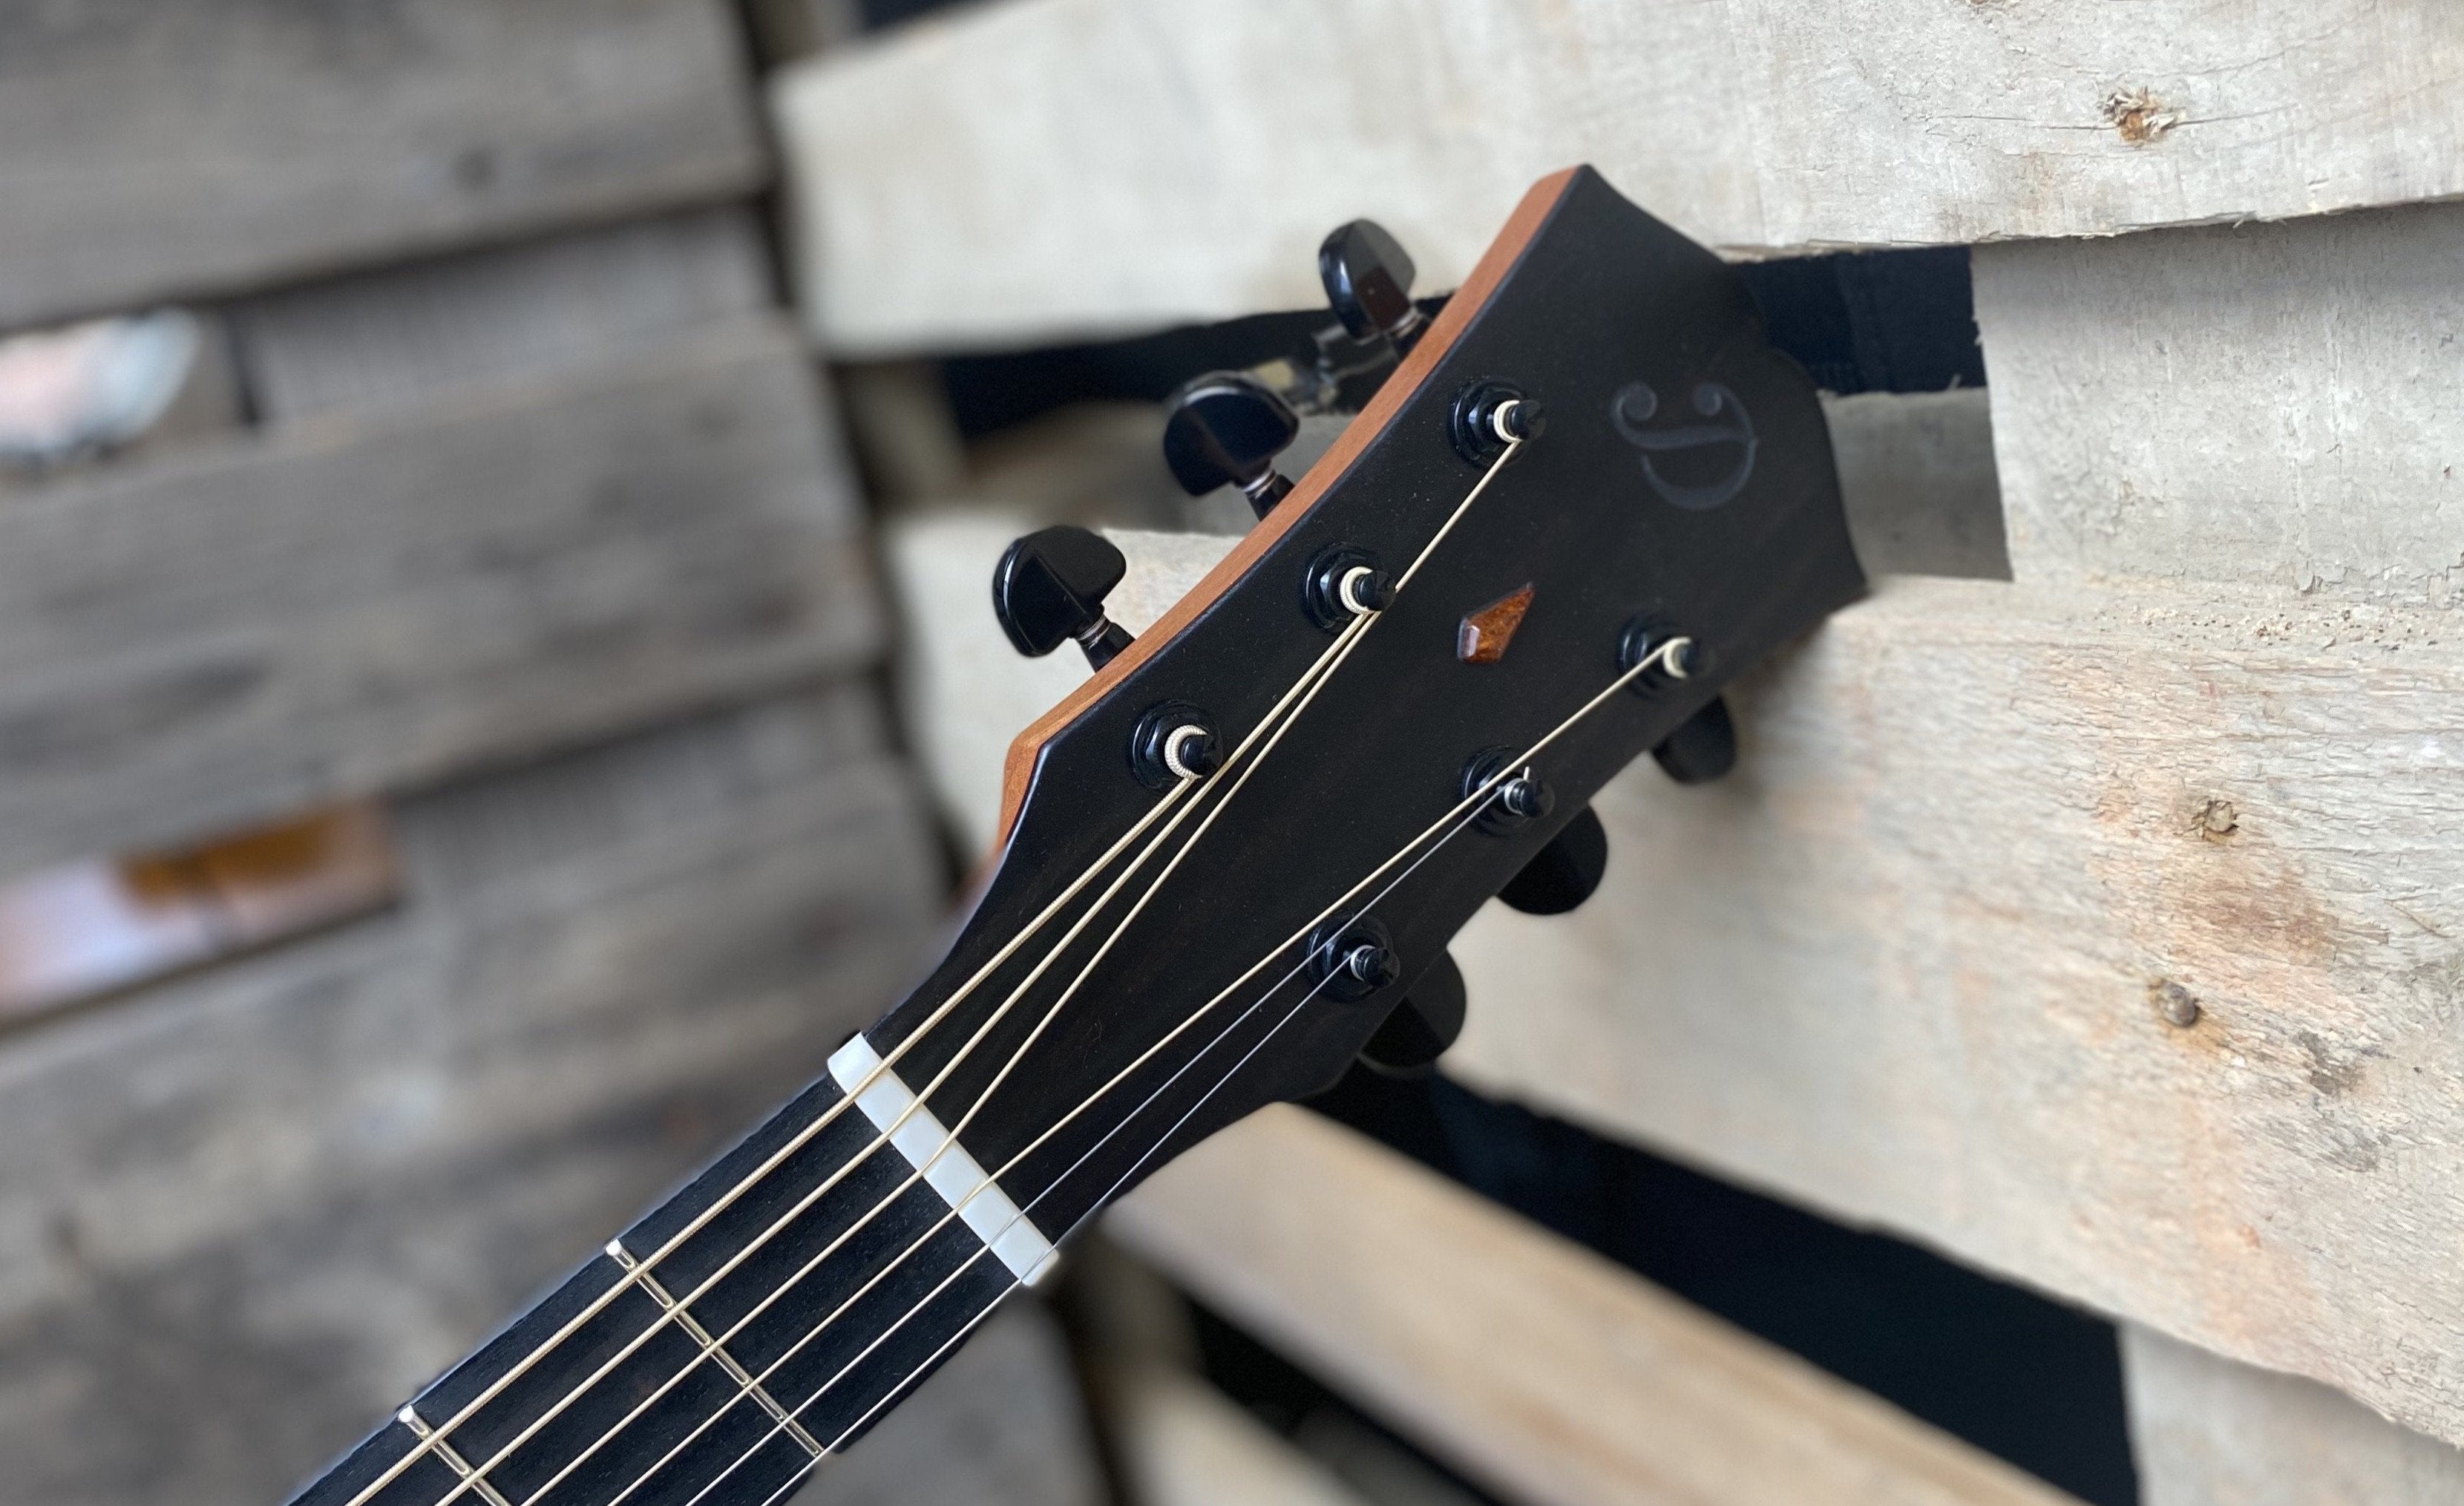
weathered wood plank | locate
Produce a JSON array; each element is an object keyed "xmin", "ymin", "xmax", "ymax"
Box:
[
  {"xmin": 1976, "ymin": 199, "xmax": 2464, "ymax": 602},
  {"xmin": 1110, "ymin": 1107, "xmax": 2080, "ymax": 1506},
  {"xmin": 773, "ymin": 0, "xmax": 2464, "ymax": 353},
  {"xmin": 2125, "ymin": 1327, "xmax": 2464, "ymax": 1506},
  {"xmin": 0, "ymin": 320, "xmax": 882, "ymax": 880},
  {"xmin": 1104, "ymin": 1362, "xmax": 1374, "ymax": 1506},
  {"xmin": 895, "ymin": 504, "xmax": 2464, "ymax": 1450},
  {"xmin": 1431, "ymin": 575, "xmax": 2464, "ymax": 1448},
  {"xmin": 0, "ymin": 0, "xmax": 765, "ymax": 330},
  {"xmin": 0, "ymin": 687, "xmax": 946, "ymax": 1502},
  {"xmin": 229, "ymin": 208, "xmax": 775, "ymax": 423}
]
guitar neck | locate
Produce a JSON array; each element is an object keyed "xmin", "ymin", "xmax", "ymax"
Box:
[{"xmin": 294, "ymin": 1055, "xmax": 1027, "ymax": 1506}]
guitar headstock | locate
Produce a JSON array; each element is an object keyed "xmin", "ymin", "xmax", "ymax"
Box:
[
  {"xmin": 885, "ymin": 164, "xmax": 1864, "ymax": 1237},
  {"xmin": 289, "ymin": 165, "xmax": 1869, "ymax": 1506}
]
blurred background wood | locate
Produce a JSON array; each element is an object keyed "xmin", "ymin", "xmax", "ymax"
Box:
[
  {"xmin": 0, "ymin": 0, "xmax": 766, "ymax": 329},
  {"xmin": 0, "ymin": 3, "xmax": 1111, "ymax": 1500},
  {"xmin": 2124, "ymin": 1328, "xmax": 2464, "ymax": 1506},
  {"xmin": 1110, "ymin": 1108, "xmax": 2080, "ymax": 1506}
]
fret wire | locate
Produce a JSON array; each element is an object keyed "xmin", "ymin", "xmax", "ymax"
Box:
[
  {"xmin": 347, "ymin": 436, "xmax": 1527, "ymax": 1506},
  {"xmin": 609, "ymin": 1240, "xmax": 826, "ymax": 1461},
  {"xmin": 337, "ymin": 770, "xmax": 1196, "ymax": 1506},
  {"xmin": 505, "ymin": 615, "xmax": 1379, "ymax": 1506},
  {"xmin": 396, "ymin": 1407, "xmax": 516, "ymax": 1506}
]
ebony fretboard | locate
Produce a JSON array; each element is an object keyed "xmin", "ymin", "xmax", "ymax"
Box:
[{"xmin": 292, "ymin": 1068, "xmax": 1016, "ymax": 1506}]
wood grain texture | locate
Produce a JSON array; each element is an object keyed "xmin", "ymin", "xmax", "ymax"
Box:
[
  {"xmin": 0, "ymin": 0, "xmax": 765, "ymax": 329},
  {"xmin": 1105, "ymin": 1362, "xmax": 1374, "ymax": 1506},
  {"xmin": 0, "ymin": 321, "xmax": 881, "ymax": 881},
  {"xmin": 895, "ymin": 528, "xmax": 2464, "ymax": 1450},
  {"xmin": 1110, "ymin": 1107, "xmax": 2080, "ymax": 1506},
  {"xmin": 1435, "ymin": 574, "xmax": 2464, "ymax": 1448},
  {"xmin": 230, "ymin": 207, "xmax": 774, "ymax": 423},
  {"xmin": 0, "ymin": 689, "xmax": 948, "ymax": 1503},
  {"xmin": 2125, "ymin": 1327, "xmax": 2464, "ymax": 1506},
  {"xmin": 1977, "ymin": 199, "xmax": 2464, "ymax": 603},
  {"xmin": 773, "ymin": 0, "xmax": 2464, "ymax": 353}
]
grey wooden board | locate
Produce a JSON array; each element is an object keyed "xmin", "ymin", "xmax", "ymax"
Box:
[
  {"xmin": 770, "ymin": 0, "xmax": 2464, "ymax": 353},
  {"xmin": 0, "ymin": 321, "xmax": 882, "ymax": 881},
  {"xmin": 1826, "ymin": 390, "xmax": 2006, "ymax": 582},
  {"xmin": 1976, "ymin": 197, "xmax": 2464, "ymax": 602},
  {"xmin": 0, "ymin": 0, "xmax": 766, "ymax": 331},
  {"xmin": 895, "ymin": 531, "xmax": 2464, "ymax": 1448},
  {"xmin": 796, "ymin": 1300, "xmax": 1107, "ymax": 1506},
  {"xmin": 230, "ymin": 207, "xmax": 776, "ymax": 423},
  {"xmin": 1110, "ymin": 1107, "xmax": 2078, "ymax": 1506},
  {"xmin": 2125, "ymin": 1327, "xmax": 2464, "ymax": 1506},
  {"xmin": 0, "ymin": 686, "xmax": 954, "ymax": 1502}
]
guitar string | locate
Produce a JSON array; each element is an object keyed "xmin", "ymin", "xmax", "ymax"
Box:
[
  {"xmin": 511, "ymin": 608, "xmax": 1383, "ymax": 1506},
  {"xmin": 429, "ymin": 610, "xmax": 1373, "ymax": 1506},
  {"xmin": 442, "ymin": 430, "xmax": 1529, "ymax": 1503},
  {"xmin": 333, "ymin": 779, "xmax": 1195, "ymax": 1506},
  {"xmin": 609, "ymin": 745, "xmax": 1484, "ymax": 1506},
  {"xmin": 361, "ymin": 432, "xmax": 1525, "ymax": 1505},
  {"xmin": 687, "ymin": 797, "xmax": 1493, "ymax": 1506},
  {"xmin": 657, "ymin": 633, "xmax": 1691, "ymax": 1506}
]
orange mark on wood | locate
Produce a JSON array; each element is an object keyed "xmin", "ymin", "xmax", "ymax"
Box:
[
  {"xmin": 991, "ymin": 168, "xmax": 1586, "ymax": 848},
  {"xmin": 1457, "ymin": 584, "xmax": 1536, "ymax": 664},
  {"xmin": 0, "ymin": 803, "xmax": 397, "ymax": 1023}
]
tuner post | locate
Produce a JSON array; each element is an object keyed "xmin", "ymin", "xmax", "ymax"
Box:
[
  {"xmin": 1318, "ymin": 219, "xmax": 1429, "ymax": 353},
  {"xmin": 1617, "ymin": 617, "xmax": 1708, "ymax": 691},
  {"xmin": 993, "ymin": 526, "xmax": 1136, "ymax": 671},
  {"xmin": 1162, "ymin": 372, "xmax": 1303, "ymax": 519}
]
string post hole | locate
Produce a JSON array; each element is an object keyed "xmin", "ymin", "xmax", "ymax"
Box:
[
  {"xmin": 1303, "ymin": 544, "xmax": 1392, "ymax": 630},
  {"xmin": 1449, "ymin": 379, "xmax": 1537, "ymax": 464},
  {"xmin": 1130, "ymin": 703, "xmax": 1222, "ymax": 790},
  {"xmin": 1461, "ymin": 747, "xmax": 1553, "ymax": 835},
  {"xmin": 1309, "ymin": 914, "xmax": 1401, "ymax": 1003},
  {"xmin": 1618, "ymin": 617, "xmax": 1708, "ymax": 691},
  {"xmin": 1161, "ymin": 724, "xmax": 1221, "ymax": 781},
  {"xmin": 1491, "ymin": 396, "xmax": 1545, "ymax": 444}
]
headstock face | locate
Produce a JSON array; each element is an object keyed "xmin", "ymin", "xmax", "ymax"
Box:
[{"xmin": 876, "ymin": 166, "xmax": 1863, "ymax": 1235}]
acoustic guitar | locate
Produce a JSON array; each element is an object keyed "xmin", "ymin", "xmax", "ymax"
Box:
[{"xmin": 291, "ymin": 164, "xmax": 1864, "ymax": 1506}]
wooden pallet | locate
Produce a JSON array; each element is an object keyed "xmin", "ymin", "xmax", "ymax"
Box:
[
  {"xmin": 0, "ymin": 10, "xmax": 1108, "ymax": 1500},
  {"xmin": 806, "ymin": 4, "xmax": 2464, "ymax": 1499}
]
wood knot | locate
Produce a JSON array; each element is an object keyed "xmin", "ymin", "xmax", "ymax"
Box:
[
  {"xmin": 2147, "ymin": 979, "xmax": 2202, "ymax": 1029},
  {"xmin": 2103, "ymin": 88, "xmax": 2182, "ymax": 146},
  {"xmin": 2192, "ymin": 798, "xmax": 2238, "ymax": 842}
]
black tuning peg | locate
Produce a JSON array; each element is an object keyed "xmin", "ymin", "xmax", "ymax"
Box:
[
  {"xmin": 1651, "ymin": 696, "xmax": 1737, "ymax": 785},
  {"xmin": 992, "ymin": 525, "xmax": 1135, "ymax": 670},
  {"xmin": 1319, "ymin": 219, "xmax": 1428, "ymax": 353},
  {"xmin": 1496, "ymin": 805, "xmax": 1608, "ymax": 915},
  {"xmin": 1163, "ymin": 372, "xmax": 1301, "ymax": 518},
  {"xmin": 1358, "ymin": 951, "xmax": 1467, "ymax": 1078}
]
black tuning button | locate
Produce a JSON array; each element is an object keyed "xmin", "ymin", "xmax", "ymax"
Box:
[
  {"xmin": 992, "ymin": 525, "xmax": 1135, "ymax": 670},
  {"xmin": 1358, "ymin": 951, "xmax": 1467, "ymax": 1077},
  {"xmin": 1319, "ymin": 219, "xmax": 1428, "ymax": 353},
  {"xmin": 1496, "ymin": 805, "xmax": 1608, "ymax": 915},
  {"xmin": 1651, "ymin": 697, "xmax": 1737, "ymax": 785},
  {"xmin": 1163, "ymin": 372, "xmax": 1302, "ymax": 518}
]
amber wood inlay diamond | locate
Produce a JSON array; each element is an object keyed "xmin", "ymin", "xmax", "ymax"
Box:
[{"xmin": 1456, "ymin": 583, "xmax": 1535, "ymax": 664}]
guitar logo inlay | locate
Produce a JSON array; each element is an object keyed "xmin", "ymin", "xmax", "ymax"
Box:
[{"xmin": 1611, "ymin": 379, "xmax": 1757, "ymax": 511}]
